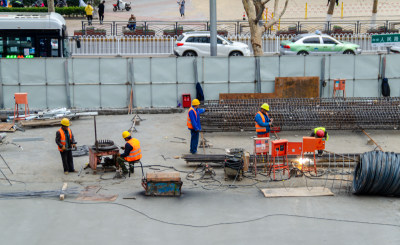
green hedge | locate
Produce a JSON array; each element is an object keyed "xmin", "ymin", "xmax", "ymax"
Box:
[{"xmin": 0, "ymin": 7, "xmax": 85, "ymax": 16}]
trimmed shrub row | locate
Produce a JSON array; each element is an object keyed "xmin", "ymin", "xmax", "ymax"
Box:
[{"xmin": 0, "ymin": 7, "xmax": 85, "ymax": 17}]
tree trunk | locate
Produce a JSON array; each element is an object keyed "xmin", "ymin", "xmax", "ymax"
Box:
[
  {"xmin": 47, "ymin": 0, "xmax": 55, "ymax": 13},
  {"xmin": 243, "ymin": 0, "xmax": 288, "ymax": 56},
  {"xmin": 372, "ymin": 0, "xmax": 378, "ymax": 14},
  {"xmin": 371, "ymin": 0, "xmax": 378, "ymax": 26},
  {"xmin": 326, "ymin": 0, "xmax": 336, "ymax": 21}
]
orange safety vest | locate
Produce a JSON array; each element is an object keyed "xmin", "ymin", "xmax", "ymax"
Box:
[
  {"xmin": 58, "ymin": 128, "xmax": 72, "ymax": 152},
  {"xmin": 124, "ymin": 138, "xmax": 142, "ymax": 162},
  {"xmin": 255, "ymin": 111, "xmax": 269, "ymax": 133},
  {"xmin": 187, "ymin": 107, "xmax": 197, "ymax": 129}
]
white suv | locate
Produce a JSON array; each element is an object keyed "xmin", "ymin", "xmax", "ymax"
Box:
[{"xmin": 174, "ymin": 31, "xmax": 251, "ymax": 57}]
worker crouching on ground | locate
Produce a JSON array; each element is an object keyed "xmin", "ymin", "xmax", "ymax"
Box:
[
  {"xmin": 255, "ymin": 103, "xmax": 273, "ymax": 138},
  {"xmin": 187, "ymin": 99, "xmax": 205, "ymax": 154},
  {"xmin": 311, "ymin": 127, "xmax": 329, "ymax": 156},
  {"xmin": 55, "ymin": 118, "xmax": 77, "ymax": 175},
  {"xmin": 117, "ymin": 131, "xmax": 142, "ymax": 174}
]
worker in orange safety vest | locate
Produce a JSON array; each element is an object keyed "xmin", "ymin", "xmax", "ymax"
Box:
[
  {"xmin": 117, "ymin": 131, "xmax": 142, "ymax": 174},
  {"xmin": 187, "ymin": 99, "xmax": 205, "ymax": 154},
  {"xmin": 255, "ymin": 103, "xmax": 273, "ymax": 138},
  {"xmin": 55, "ymin": 118, "xmax": 77, "ymax": 175}
]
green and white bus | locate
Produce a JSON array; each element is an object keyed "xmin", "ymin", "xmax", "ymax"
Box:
[{"xmin": 0, "ymin": 12, "xmax": 69, "ymax": 58}]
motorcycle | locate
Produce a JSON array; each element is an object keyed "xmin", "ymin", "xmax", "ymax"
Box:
[
  {"xmin": 31, "ymin": 0, "xmax": 45, "ymax": 7},
  {"xmin": 113, "ymin": 0, "xmax": 131, "ymax": 11}
]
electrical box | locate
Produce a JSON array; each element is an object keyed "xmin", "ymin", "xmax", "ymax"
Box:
[
  {"xmin": 303, "ymin": 137, "xmax": 325, "ymax": 153},
  {"xmin": 288, "ymin": 142, "xmax": 302, "ymax": 155},
  {"xmin": 182, "ymin": 94, "xmax": 191, "ymax": 108},
  {"xmin": 271, "ymin": 139, "xmax": 288, "ymax": 157},
  {"xmin": 334, "ymin": 79, "xmax": 346, "ymax": 90},
  {"xmin": 254, "ymin": 137, "xmax": 269, "ymax": 154}
]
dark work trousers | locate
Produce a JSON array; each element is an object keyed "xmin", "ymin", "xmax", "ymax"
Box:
[
  {"xmin": 190, "ymin": 129, "xmax": 199, "ymax": 154},
  {"xmin": 99, "ymin": 13, "xmax": 104, "ymax": 22},
  {"xmin": 60, "ymin": 150, "xmax": 75, "ymax": 172}
]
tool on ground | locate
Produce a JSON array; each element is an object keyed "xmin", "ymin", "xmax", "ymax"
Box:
[
  {"xmin": 360, "ymin": 128, "xmax": 383, "ymax": 151},
  {"xmin": 128, "ymin": 114, "xmax": 143, "ymax": 133},
  {"xmin": 59, "ymin": 182, "xmax": 68, "ymax": 201}
]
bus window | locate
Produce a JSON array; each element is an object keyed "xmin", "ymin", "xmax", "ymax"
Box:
[
  {"xmin": 0, "ymin": 37, "xmax": 3, "ymax": 58},
  {"xmin": 39, "ymin": 38, "xmax": 48, "ymax": 57},
  {"xmin": 7, "ymin": 37, "xmax": 21, "ymax": 55},
  {"xmin": 51, "ymin": 38, "xmax": 59, "ymax": 57},
  {"xmin": 21, "ymin": 37, "xmax": 34, "ymax": 56}
]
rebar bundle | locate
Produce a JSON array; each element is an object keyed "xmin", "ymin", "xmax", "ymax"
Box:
[{"xmin": 202, "ymin": 97, "xmax": 400, "ymax": 132}]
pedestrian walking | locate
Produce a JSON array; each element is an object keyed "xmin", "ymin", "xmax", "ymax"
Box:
[
  {"xmin": 85, "ymin": 2, "xmax": 94, "ymax": 26},
  {"xmin": 55, "ymin": 118, "xmax": 77, "ymax": 175},
  {"xmin": 178, "ymin": 0, "xmax": 185, "ymax": 18},
  {"xmin": 98, "ymin": 1, "xmax": 105, "ymax": 24}
]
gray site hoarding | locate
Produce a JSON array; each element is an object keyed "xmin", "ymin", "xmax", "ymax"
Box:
[{"xmin": 0, "ymin": 55, "xmax": 400, "ymax": 110}]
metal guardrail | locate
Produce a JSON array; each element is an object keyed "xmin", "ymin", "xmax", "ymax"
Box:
[
  {"xmin": 68, "ymin": 33, "xmax": 388, "ymax": 56},
  {"xmin": 79, "ymin": 20, "xmax": 400, "ymax": 36}
]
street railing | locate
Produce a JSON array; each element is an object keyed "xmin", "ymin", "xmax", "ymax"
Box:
[
  {"xmin": 79, "ymin": 19, "xmax": 400, "ymax": 36},
  {"xmin": 68, "ymin": 33, "xmax": 388, "ymax": 56}
]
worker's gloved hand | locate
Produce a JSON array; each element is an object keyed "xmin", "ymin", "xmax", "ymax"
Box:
[
  {"xmin": 72, "ymin": 144, "xmax": 76, "ymax": 149},
  {"xmin": 121, "ymin": 146, "xmax": 125, "ymax": 150},
  {"xmin": 61, "ymin": 146, "xmax": 66, "ymax": 151}
]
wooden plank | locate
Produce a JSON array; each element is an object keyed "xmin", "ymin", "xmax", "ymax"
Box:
[
  {"xmin": 219, "ymin": 76, "xmax": 319, "ymax": 100},
  {"xmin": 261, "ymin": 187, "xmax": 334, "ymax": 198},
  {"xmin": 146, "ymin": 172, "xmax": 181, "ymax": 182},
  {"xmin": 59, "ymin": 182, "xmax": 68, "ymax": 201},
  {"xmin": 18, "ymin": 119, "xmax": 61, "ymax": 127},
  {"xmin": 0, "ymin": 123, "xmax": 15, "ymax": 132}
]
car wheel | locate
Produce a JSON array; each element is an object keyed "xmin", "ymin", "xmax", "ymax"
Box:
[
  {"xmin": 229, "ymin": 51, "xmax": 243, "ymax": 56},
  {"xmin": 297, "ymin": 51, "xmax": 309, "ymax": 56},
  {"xmin": 183, "ymin": 51, "xmax": 197, "ymax": 57},
  {"xmin": 343, "ymin": 50, "xmax": 355, "ymax": 55}
]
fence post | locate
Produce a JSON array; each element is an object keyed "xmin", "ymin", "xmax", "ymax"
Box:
[
  {"xmin": 356, "ymin": 21, "xmax": 360, "ymax": 34},
  {"xmin": 145, "ymin": 21, "xmax": 147, "ymax": 35},
  {"xmin": 0, "ymin": 59, "xmax": 3, "ymax": 109},
  {"xmin": 64, "ymin": 60, "xmax": 72, "ymax": 108},
  {"xmin": 175, "ymin": 22, "xmax": 178, "ymax": 35},
  {"xmin": 255, "ymin": 57, "xmax": 261, "ymax": 93}
]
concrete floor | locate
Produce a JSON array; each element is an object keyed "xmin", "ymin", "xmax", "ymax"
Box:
[{"xmin": 0, "ymin": 113, "xmax": 399, "ymax": 244}]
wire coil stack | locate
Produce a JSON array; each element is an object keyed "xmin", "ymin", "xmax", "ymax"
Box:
[{"xmin": 353, "ymin": 151, "xmax": 400, "ymax": 196}]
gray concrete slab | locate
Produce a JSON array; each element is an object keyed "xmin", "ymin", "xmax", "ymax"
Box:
[{"xmin": 0, "ymin": 113, "xmax": 399, "ymax": 244}]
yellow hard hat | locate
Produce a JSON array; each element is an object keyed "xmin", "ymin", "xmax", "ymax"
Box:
[
  {"xmin": 261, "ymin": 103, "xmax": 269, "ymax": 111},
  {"xmin": 122, "ymin": 131, "xmax": 131, "ymax": 139},
  {"xmin": 192, "ymin": 99, "xmax": 200, "ymax": 106},
  {"xmin": 61, "ymin": 118, "xmax": 70, "ymax": 126}
]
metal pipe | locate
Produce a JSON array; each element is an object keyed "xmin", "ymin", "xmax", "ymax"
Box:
[{"xmin": 209, "ymin": 0, "xmax": 217, "ymax": 56}]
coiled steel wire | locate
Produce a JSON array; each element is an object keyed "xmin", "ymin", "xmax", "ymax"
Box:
[{"xmin": 353, "ymin": 151, "xmax": 400, "ymax": 196}]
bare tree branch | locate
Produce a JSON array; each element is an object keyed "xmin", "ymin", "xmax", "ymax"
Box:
[
  {"xmin": 261, "ymin": 0, "xmax": 271, "ymax": 5},
  {"xmin": 264, "ymin": 0, "xmax": 289, "ymax": 31}
]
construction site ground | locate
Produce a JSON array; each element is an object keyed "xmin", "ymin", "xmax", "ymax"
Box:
[{"xmin": 0, "ymin": 112, "xmax": 399, "ymax": 244}]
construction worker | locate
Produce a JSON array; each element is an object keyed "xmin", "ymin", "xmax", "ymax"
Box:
[
  {"xmin": 55, "ymin": 118, "xmax": 77, "ymax": 175},
  {"xmin": 117, "ymin": 131, "xmax": 141, "ymax": 174},
  {"xmin": 255, "ymin": 103, "xmax": 273, "ymax": 138},
  {"xmin": 311, "ymin": 127, "xmax": 329, "ymax": 156},
  {"xmin": 187, "ymin": 99, "xmax": 205, "ymax": 154}
]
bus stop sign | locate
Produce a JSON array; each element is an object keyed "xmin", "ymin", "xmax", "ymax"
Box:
[{"xmin": 371, "ymin": 34, "xmax": 400, "ymax": 47}]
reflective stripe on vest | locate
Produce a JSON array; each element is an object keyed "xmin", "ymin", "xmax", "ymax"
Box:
[
  {"xmin": 255, "ymin": 111, "xmax": 269, "ymax": 133},
  {"xmin": 187, "ymin": 107, "xmax": 197, "ymax": 129},
  {"xmin": 124, "ymin": 138, "xmax": 142, "ymax": 162},
  {"xmin": 58, "ymin": 128, "xmax": 72, "ymax": 151}
]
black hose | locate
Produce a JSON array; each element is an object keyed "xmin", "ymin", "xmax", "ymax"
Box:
[{"xmin": 353, "ymin": 151, "xmax": 400, "ymax": 196}]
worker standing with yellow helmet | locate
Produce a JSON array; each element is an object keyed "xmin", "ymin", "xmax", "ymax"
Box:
[
  {"xmin": 255, "ymin": 103, "xmax": 273, "ymax": 138},
  {"xmin": 55, "ymin": 118, "xmax": 77, "ymax": 175},
  {"xmin": 187, "ymin": 99, "xmax": 205, "ymax": 154}
]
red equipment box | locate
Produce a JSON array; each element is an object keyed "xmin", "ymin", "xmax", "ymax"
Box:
[
  {"xmin": 254, "ymin": 137, "xmax": 269, "ymax": 154},
  {"xmin": 271, "ymin": 139, "xmax": 288, "ymax": 157},
  {"xmin": 302, "ymin": 137, "xmax": 325, "ymax": 153},
  {"xmin": 182, "ymin": 94, "xmax": 191, "ymax": 108},
  {"xmin": 288, "ymin": 142, "xmax": 302, "ymax": 155},
  {"xmin": 334, "ymin": 79, "xmax": 346, "ymax": 90}
]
